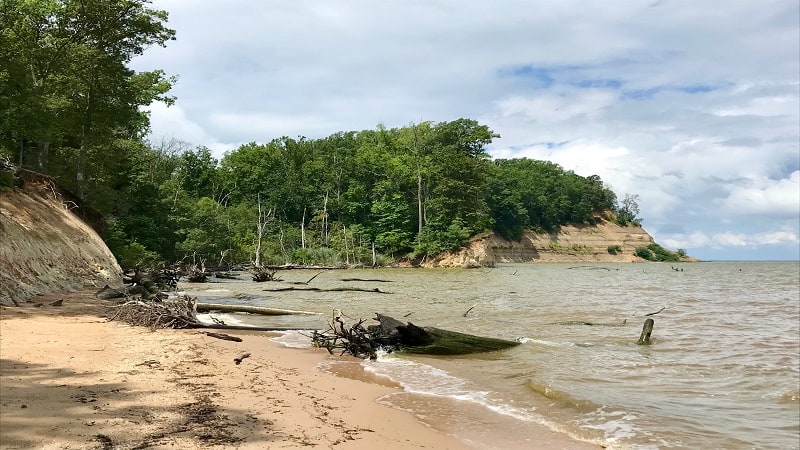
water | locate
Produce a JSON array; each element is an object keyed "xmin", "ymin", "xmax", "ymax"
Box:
[{"xmin": 181, "ymin": 262, "xmax": 800, "ymax": 449}]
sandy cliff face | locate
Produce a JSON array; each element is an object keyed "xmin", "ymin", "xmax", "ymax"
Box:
[
  {"xmin": 424, "ymin": 219, "xmax": 659, "ymax": 268},
  {"xmin": 0, "ymin": 178, "xmax": 122, "ymax": 306}
]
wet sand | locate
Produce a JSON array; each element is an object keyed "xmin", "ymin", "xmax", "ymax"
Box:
[{"xmin": 0, "ymin": 288, "xmax": 598, "ymax": 449}]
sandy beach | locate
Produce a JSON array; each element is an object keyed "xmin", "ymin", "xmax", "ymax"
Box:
[{"xmin": 0, "ymin": 288, "xmax": 598, "ymax": 449}]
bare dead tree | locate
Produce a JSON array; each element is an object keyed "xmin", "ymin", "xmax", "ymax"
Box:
[{"xmin": 254, "ymin": 193, "xmax": 273, "ymax": 269}]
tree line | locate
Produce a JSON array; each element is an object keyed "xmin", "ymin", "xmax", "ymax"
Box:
[{"xmin": 0, "ymin": 0, "xmax": 643, "ymax": 269}]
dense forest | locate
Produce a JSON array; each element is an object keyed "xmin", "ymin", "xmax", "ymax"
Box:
[{"xmin": 1, "ymin": 0, "xmax": 650, "ymax": 269}]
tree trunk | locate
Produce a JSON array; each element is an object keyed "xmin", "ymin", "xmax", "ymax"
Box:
[
  {"xmin": 637, "ymin": 318, "xmax": 654, "ymax": 345},
  {"xmin": 37, "ymin": 138, "xmax": 49, "ymax": 172},
  {"xmin": 418, "ymin": 169, "xmax": 423, "ymax": 234},
  {"xmin": 373, "ymin": 314, "xmax": 520, "ymax": 355},
  {"xmin": 301, "ymin": 207, "xmax": 306, "ymax": 249},
  {"xmin": 196, "ymin": 302, "xmax": 319, "ymax": 316}
]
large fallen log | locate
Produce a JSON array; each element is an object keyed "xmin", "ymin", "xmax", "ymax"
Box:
[
  {"xmin": 195, "ymin": 302, "xmax": 320, "ymax": 316},
  {"xmin": 313, "ymin": 313, "xmax": 520, "ymax": 359},
  {"xmin": 372, "ymin": 314, "xmax": 521, "ymax": 355}
]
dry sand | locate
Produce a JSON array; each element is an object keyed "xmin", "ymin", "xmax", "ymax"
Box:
[{"xmin": 0, "ymin": 289, "xmax": 598, "ymax": 449}]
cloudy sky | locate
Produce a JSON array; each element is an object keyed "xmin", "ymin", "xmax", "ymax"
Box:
[{"xmin": 131, "ymin": 0, "xmax": 800, "ymax": 261}]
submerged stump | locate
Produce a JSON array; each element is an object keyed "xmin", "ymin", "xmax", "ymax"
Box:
[{"xmin": 637, "ymin": 318, "xmax": 654, "ymax": 345}]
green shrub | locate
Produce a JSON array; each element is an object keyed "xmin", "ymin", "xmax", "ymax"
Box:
[
  {"xmin": 547, "ymin": 241, "xmax": 562, "ymax": 251},
  {"xmin": 635, "ymin": 247, "xmax": 654, "ymax": 260},
  {"xmin": 569, "ymin": 244, "xmax": 592, "ymax": 254},
  {"xmin": 635, "ymin": 244, "xmax": 681, "ymax": 262},
  {"xmin": 607, "ymin": 244, "xmax": 622, "ymax": 255},
  {"xmin": 0, "ymin": 170, "xmax": 14, "ymax": 189},
  {"xmin": 116, "ymin": 242, "xmax": 162, "ymax": 269},
  {"xmin": 647, "ymin": 243, "xmax": 680, "ymax": 262}
]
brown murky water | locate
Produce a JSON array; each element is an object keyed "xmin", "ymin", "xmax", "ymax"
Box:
[{"xmin": 182, "ymin": 262, "xmax": 800, "ymax": 449}]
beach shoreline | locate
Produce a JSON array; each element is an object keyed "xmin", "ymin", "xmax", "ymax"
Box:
[{"xmin": 0, "ymin": 288, "xmax": 598, "ymax": 449}]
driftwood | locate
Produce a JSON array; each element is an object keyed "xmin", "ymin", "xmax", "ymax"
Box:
[
  {"xmin": 234, "ymin": 353, "xmax": 251, "ymax": 365},
  {"xmin": 100, "ymin": 270, "xmax": 176, "ymax": 301},
  {"xmin": 264, "ymin": 286, "xmax": 389, "ymax": 293},
  {"xmin": 252, "ymin": 266, "xmax": 280, "ymax": 282},
  {"xmin": 644, "ymin": 307, "xmax": 665, "ymax": 316},
  {"xmin": 95, "ymin": 285, "xmax": 140, "ymax": 300},
  {"xmin": 195, "ymin": 302, "xmax": 319, "ymax": 316},
  {"xmin": 183, "ymin": 263, "xmax": 209, "ymax": 283},
  {"xmin": 284, "ymin": 271, "xmax": 324, "ymax": 285},
  {"xmin": 108, "ymin": 296, "xmax": 199, "ymax": 329},
  {"xmin": 203, "ymin": 332, "xmax": 243, "ymax": 342},
  {"xmin": 463, "ymin": 304, "xmax": 477, "ymax": 317},
  {"xmin": 107, "ymin": 295, "xmax": 316, "ymax": 332},
  {"xmin": 312, "ymin": 313, "xmax": 520, "ymax": 359},
  {"xmin": 213, "ymin": 271, "xmax": 239, "ymax": 279},
  {"xmin": 261, "ymin": 264, "xmax": 337, "ymax": 270},
  {"xmin": 123, "ymin": 269, "xmax": 180, "ymax": 290},
  {"xmin": 548, "ymin": 320, "xmax": 628, "ymax": 327},
  {"xmin": 95, "ymin": 280, "xmax": 162, "ymax": 301},
  {"xmin": 340, "ymin": 278, "xmax": 393, "ymax": 283}
]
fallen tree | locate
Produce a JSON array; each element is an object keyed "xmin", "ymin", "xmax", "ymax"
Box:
[
  {"xmin": 312, "ymin": 313, "xmax": 520, "ymax": 359},
  {"xmin": 264, "ymin": 286, "xmax": 390, "ymax": 293},
  {"xmin": 195, "ymin": 302, "xmax": 319, "ymax": 316}
]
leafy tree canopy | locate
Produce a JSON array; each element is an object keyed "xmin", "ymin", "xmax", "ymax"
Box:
[{"xmin": 1, "ymin": 2, "xmax": 658, "ymax": 268}]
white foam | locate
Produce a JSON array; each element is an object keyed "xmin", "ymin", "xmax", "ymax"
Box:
[
  {"xmin": 195, "ymin": 312, "xmax": 246, "ymax": 326},
  {"xmin": 270, "ymin": 330, "xmax": 314, "ymax": 348},
  {"xmin": 362, "ymin": 352, "xmax": 538, "ymax": 423},
  {"xmin": 516, "ymin": 337, "xmax": 569, "ymax": 347},
  {"xmin": 579, "ymin": 409, "xmax": 653, "ymax": 449}
]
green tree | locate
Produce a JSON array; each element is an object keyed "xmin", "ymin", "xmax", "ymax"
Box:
[
  {"xmin": 616, "ymin": 193, "xmax": 642, "ymax": 226},
  {"xmin": 0, "ymin": 0, "xmax": 175, "ymax": 199}
]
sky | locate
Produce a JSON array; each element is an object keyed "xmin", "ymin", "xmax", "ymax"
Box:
[{"xmin": 130, "ymin": 0, "xmax": 800, "ymax": 261}]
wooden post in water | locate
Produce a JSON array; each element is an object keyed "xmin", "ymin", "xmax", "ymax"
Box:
[{"xmin": 637, "ymin": 318, "xmax": 654, "ymax": 345}]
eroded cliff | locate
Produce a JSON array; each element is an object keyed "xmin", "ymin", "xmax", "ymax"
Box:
[
  {"xmin": 424, "ymin": 219, "xmax": 671, "ymax": 268},
  {"xmin": 0, "ymin": 176, "xmax": 122, "ymax": 306}
]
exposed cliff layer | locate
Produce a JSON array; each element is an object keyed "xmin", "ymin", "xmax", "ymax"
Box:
[
  {"xmin": 424, "ymin": 219, "xmax": 668, "ymax": 268},
  {"xmin": 0, "ymin": 177, "xmax": 122, "ymax": 306}
]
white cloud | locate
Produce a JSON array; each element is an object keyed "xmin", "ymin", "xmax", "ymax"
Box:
[
  {"xmin": 144, "ymin": 102, "xmax": 237, "ymax": 156},
  {"xmin": 722, "ymin": 171, "xmax": 800, "ymax": 216},
  {"xmin": 661, "ymin": 229, "xmax": 799, "ymax": 251}
]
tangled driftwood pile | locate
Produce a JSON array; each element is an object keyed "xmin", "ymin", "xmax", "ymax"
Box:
[{"xmin": 108, "ymin": 295, "xmax": 201, "ymax": 329}]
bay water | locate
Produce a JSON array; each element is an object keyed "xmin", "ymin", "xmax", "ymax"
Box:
[{"xmin": 181, "ymin": 261, "xmax": 800, "ymax": 449}]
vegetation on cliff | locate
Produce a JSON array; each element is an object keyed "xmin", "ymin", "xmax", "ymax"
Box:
[{"xmin": 1, "ymin": 0, "xmax": 654, "ymax": 269}]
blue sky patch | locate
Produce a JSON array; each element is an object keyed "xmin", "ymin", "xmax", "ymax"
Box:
[
  {"xmin": 679, "ymin": 84, "xmax": 717, "ymax": 93},
  {"xmin": 622, "ymin": 87, "xmax": 661, "ymax": 100},
  {"xmin": 574, "ymin": 79, "xmax": 623, "ymax": 89},
  {"xmin": 498, "ymin": 65, "xmax": 555, "ymax": 87}
]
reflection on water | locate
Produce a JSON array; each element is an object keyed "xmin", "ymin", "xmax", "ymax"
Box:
[{"xmin": 181, "ymin": 262, "xmax": 800, "ymax": 449}]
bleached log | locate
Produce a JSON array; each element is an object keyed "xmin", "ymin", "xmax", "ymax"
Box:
[{"xmin": 195, "ymin": 302, "xmax": 320, "ymax": 316}]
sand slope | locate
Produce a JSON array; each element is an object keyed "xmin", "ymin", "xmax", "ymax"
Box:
[{"xmin": 0, "ymin": 178, "xmax": 121, "ymax": 306}]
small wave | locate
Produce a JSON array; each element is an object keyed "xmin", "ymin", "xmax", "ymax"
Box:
[
  {"xmin": 196, "ymin": 312, "xmax": 246, "ymax": 326},
  {"xmin": 270, "ymin": 330, "xmax": 314, "ymax": 348},
  {"xmin": 363, "ymin": 352, "xmax": 538, "ymax": 423},
  {"xmin": 525, "ymin": 380, "xmax": 603, "ymax": 413},
  {"xmin": 516, "ymin": 337, "xmax": 572, "ymax": 347},
  {"xmin": 767, "ymin": 389, "xmax": 800, "ymax": 404},
  {"xmin": 201, "ymin": 288, "xmax": 232, "ymax": 293},
  {"xmin": 578, "ymin": 409, "xmax": 655, "ymax": 449}
]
